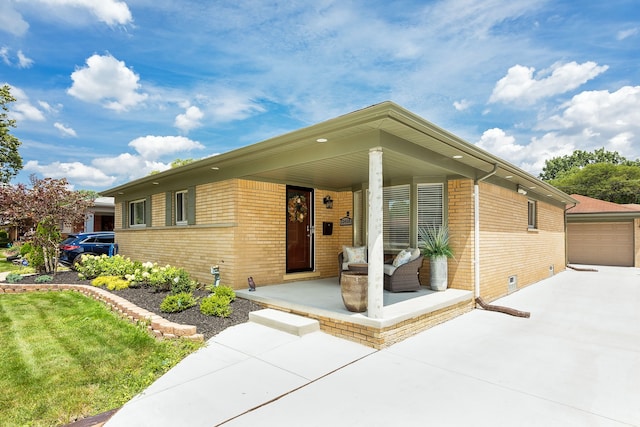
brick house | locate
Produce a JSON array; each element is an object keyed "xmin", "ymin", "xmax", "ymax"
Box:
[{"xmin": 102, "ymin": 101, "xmax": 574, "ymax": 332}]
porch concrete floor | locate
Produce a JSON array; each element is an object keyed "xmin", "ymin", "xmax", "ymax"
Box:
[{"xmin": 235, "ymin": 277, "xmax": 473, "ymax": 329}]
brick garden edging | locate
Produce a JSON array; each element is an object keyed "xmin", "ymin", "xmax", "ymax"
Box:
[{"xmin": 0, "ymin": 283, "xmax": 204, "ymax": 342}]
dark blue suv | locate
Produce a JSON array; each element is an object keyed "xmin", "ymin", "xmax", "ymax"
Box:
[{"xmin": 59, "ymin": 231, "xmax": 117, "ymax": 268}]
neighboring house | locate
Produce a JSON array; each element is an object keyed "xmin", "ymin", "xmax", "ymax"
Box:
[
  {"xmin": 60, "ymin": 197, "xmax": 116, "ymax": 236},
  {"xmin": 102, "ymin": 101, "xmax": 575, "ymax": 309},
  {"xmin": 566, "ymin": 194, "xmax": 640, "ymax": 267}
]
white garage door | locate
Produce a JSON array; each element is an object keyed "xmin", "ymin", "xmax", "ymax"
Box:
[{"xmin": 568, "ymin": 222, "xmax": 634, "ymax": 267}]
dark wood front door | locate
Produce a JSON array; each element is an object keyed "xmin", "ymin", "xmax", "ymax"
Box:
[{"xmin": 286, "ymin": 186, "xmax": 314, "ymax": 273}]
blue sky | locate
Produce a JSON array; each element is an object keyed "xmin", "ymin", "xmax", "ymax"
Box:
[{"xmin": 1, "ymin": 0, "xmax": 639, "ymax": 191}]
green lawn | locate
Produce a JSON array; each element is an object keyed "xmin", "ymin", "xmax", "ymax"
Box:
[{"xmin": 0, "ymin": 291, "xmax": 202, "ymax": 426}]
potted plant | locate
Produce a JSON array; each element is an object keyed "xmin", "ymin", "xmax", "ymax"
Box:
[{"xmin": 419, "ymin": 225, "xmax": 454, "ymax": 291}]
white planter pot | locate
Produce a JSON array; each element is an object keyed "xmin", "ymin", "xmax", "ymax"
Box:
[{"xmin": 430, "ymin": 256, "xmax": 448, "ymax": 291}]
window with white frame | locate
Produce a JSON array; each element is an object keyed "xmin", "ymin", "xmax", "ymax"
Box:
[
  {"xmin": 528, "ymin": 200, "xmax": 537, "ymax": 229},
  {"xmin": 175, "ymin": 190, "xmax": 188, "ymax": 225},
  {"xmin": 417, "ymin": 183, "xmax": 444, "ymax": 243},
  {"xmin": 129, "ymin": 199, "xmax": 146, "ymax": 227},
  {"xmin": 383, "ymin": 184, "xmax": 410, "ymax": 250}
]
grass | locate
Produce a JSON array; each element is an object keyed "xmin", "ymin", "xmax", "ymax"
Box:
[
  {"xmin": 0, "ymin": 291, "xmax": 203, "ymax": 426},
  {"xmin": 0, "ymin": 248, "xmax": 35, "ymax": 275}
]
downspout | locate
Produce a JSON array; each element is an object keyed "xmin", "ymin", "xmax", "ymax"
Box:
[
  {"xmin": 564, "ymin": 202, "xmax": 577, "ymax": 268},
  {"xmin": 474, "ymin": 164, "xmax": 498, "ymax": 300}
]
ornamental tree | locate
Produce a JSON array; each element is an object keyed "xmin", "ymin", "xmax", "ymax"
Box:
[
  {"xmin": 0, "ymin": 175, "xmax": 92, "ymax": 273},
  {"xmin": 0, "ymin": 84, "xmax": 24, "ymax": 183}
]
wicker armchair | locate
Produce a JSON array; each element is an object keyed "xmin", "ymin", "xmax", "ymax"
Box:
[{"xmin": 383, "ymin": 255, "xmax": 424, "ymax": 292}]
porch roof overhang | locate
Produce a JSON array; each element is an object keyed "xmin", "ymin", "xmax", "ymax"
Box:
[{"xmin": 102, "ymin": 101, "xmax": 576, "ymax": 206}]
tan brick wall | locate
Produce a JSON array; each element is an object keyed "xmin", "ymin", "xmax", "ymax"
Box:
[
  {"xmin": 114, "ymin": 179, "xmax": 354, "ymax": 288},
  {"xmin": 478, "ymin": 181, "xmax": 565, "ymax": 301},
  {"xmin": 635, "ymin": 218, "xmax": 640, "ymax": 268},
  {"xmin": 258, "ymin": 299, "xmax": 473, "ymax": 349}
]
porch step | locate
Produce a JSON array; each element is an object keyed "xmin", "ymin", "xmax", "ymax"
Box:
[{"xmin": 249, "ymin": 308, "xmax": 320, "ymax": 336}]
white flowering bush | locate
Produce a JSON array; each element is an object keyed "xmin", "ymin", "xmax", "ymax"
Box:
[
  {"xmin": 77, "ymin": 254, "xmax": 138, "ymax": 280},
  {"xmin": 78, "ymin": 255, "xmax": 197, "ymax": 294}
]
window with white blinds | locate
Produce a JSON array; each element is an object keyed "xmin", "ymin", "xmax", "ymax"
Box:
[
  {"xmin": 417, "ymin": 183, "xmax": 444, "ymax": 244},
  {"xmin": 383, "ymin": 184, "xmax": 410, "ymax": 250}
]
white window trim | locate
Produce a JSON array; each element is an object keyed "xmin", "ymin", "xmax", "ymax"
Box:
[
  {"xmin": 129, "ymin": 199, "xmax": 146, "ymax": 228},
  {"xmin": 175, "ymin": 190, "xmax": 188, "ymax": 226}
]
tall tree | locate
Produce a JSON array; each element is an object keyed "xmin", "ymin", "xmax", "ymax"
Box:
[
  {"xmin": 0, "ymin": 175, "xmax": 92, "ymax": 273},
  {"xmin": 548, "ymin": 163, "xmax": 640, "ymax": 204},
  {"xmin": 539, "ymin": 148, "xmax": 640, "ymax": 181},
  {"xmin": 0, "ymin": 85, "xmax": 23, "ymax": 183}
]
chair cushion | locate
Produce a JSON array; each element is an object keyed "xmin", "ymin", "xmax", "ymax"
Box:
[
  {"xmin": 392, "ymin": 249, "xmax": 413, "ymax": 267},
  {"xmin": 384, "ymin": 264, "xmax": 397, "ymax": 276},
  {"xmin": 409, "ymin": 248, "xmax": 421, "ymax": 261},
  {"xmin": 343, "ymin": 246, "xmax": 367, "ymax": 264}
]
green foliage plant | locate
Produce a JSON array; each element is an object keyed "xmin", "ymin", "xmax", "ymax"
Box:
[
  {"xmin": 34, "ymin": 275, "xmax": 53, "ymax": 283},
  {"xmin": 77, "ymin": 254, "xmax": 138, "ymax": 280},
  {"xmin": 6, "ymin": 272, "xmax": 23, "ymax": 283},
  {"xmin": 210, "ymin": 285, "xmax": 236, "ymax": 301},
  {"xmin": 0, "ymin": 84, "xmax": 23, "ymax": 183},
  {"xmin": 91, "ymin": 275, "xmax": 130, "ymax": 291},
  {"xmin": 159, "ymin": 292, "xmax": 197, "ymax": 313},
  {"xmin": 418, "ymin": 225, "xmax": 454, "ymax": 259},
  {"xmin": 200, "ymin": 294, "xmax": 232, "ymax": 317}
]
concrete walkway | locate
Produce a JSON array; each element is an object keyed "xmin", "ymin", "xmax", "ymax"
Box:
[{"xmin": 106, "ymin": 266, "xmax": 640, "ymax": 426}]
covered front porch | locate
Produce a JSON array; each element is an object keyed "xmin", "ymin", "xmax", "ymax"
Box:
[{"xmin": 236, "ymin": 277, "xmax": 473, "ymax": 348}]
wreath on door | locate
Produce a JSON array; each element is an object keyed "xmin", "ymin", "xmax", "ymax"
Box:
[{"xmin": 288, "ymin": 195, "xmax": 308, "ymax": 222}]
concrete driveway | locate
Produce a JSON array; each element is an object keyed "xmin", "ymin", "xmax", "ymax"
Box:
[{"xmin": 107, "ymin": 266, "xmax": 640, "ymax": 426}]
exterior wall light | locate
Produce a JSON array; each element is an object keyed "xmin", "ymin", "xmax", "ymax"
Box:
[
  {"xmin": 323, "ymin": 195, "xmax": 333, "ymax": 209},
  {"xmin": 517, "ymin": 185, "xmax": 528, "ymax": 195}
]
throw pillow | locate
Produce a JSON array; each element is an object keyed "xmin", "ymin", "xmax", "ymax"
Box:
[
  {"xmin": 344, "ymin": 246, "xmax": 366, "ymax": 264},
  {"xmin": 392, "ymin": 249, "xmax": 412, "ymax": 267}
]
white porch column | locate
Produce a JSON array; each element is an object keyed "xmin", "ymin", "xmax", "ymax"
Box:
[{"xmin": 367, "ymin": 147, "xmax": 384, "ymax": 319}]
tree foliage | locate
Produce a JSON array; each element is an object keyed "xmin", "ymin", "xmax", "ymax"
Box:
[
  {"xmin": 539, "ymin": 147, "xmax": 640, "ymax": 181},
  {"xmin": 548, "ymin": 163, "xmax": 640, "ymax": 204},
  {"xmin": 0, "ymin": 84, "xmax": 23, "ymax": 183},
  {"xmin": 0, "ymin": 175, "xmax": 92, "ymax": 273}
]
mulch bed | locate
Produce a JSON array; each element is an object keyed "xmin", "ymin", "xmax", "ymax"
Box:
[{"xmin": 13, "ymin": 270, "xmax": 264, "ymax": 341}]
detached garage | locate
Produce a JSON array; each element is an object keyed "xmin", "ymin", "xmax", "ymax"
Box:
[{"xmin": 567, "ymin": 195, "xmax": 640, "ymax": 268}]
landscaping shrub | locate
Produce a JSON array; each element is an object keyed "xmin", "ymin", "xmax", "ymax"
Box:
[
  {"xmin": 34, "ymin": 275, "xmax": 53, "ymax": 283},
  {"xmin": 159, "ymin": 292, "xmax": 197, "ymax": 313},
  {"xmin": 211, "ymin": 285, "xmax": 236, "ymax": 301},
  {"xmin": 76, "ymin": 254, "xmax": 138, "ymax": 280},
  {"xmin": 6, "ymin": 273, "xmax": 23, "ymax": 283},
  {"xmin": 91, "ymin": 275, "xmax": 130, "ymax": 291},
  {"xmin": 199, "ymin": 294, "xmax": 232, "ymax": 317}
]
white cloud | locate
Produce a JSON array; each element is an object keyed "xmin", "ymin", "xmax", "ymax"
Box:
[
  {"xmin": 208, "ymin": 92, "xmax": 265, "ymax": 123},
  {"xmin": 0, "ymin": 47, "xmax": 33, "ymax": 68},
  {"xmin": 54, "ymin": 122, "xmax": 77, "ymax": 137},
  {"xmin": 0, "ymin": 47, "xmax": 9, "ymax": 65},
  {"xmin": 23, "ymin": 160, "xmax": 117, "ymax": 188},
  {"xmin": 489, "ymin": 61, "xmax": 609, "ymax": 105},
  {"xmin": 617, "ymin": 27, "xmax": 639, "ymax": 40},
  {"xmin": 174, "ymin": 105, "xmax": 204, "ymax": 132},
  {"xmin": 453, "ymin": 99, "xmax": 471, "ymax": 111},
  {"xmin": 68, "ymin": 54, "xmax": 148, "ymax": 111},
  {"xmin": 476, "ymin": 128, "xmax": 522, "ymax": 159},
  {"xmin": 38, "ymin": 0, "xmax": 133, "ymax": 26},
  {"xmin": 17, "ymin": 50, "xmax": 34, "ymax": 68},
  {"xmin": 92, "ymin": 153, "xmax": 169, "ymax": 180},
  {"xmin": 128, "ymin": 135, "xmax": 205, "ymax": 160},
  {"xmin": 6, "ymin": 85, "xmax": 46, "ymax": 121},
  {"xmin": 0, "ymin": 3, "xmax": 29, "ymax": 36}
]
